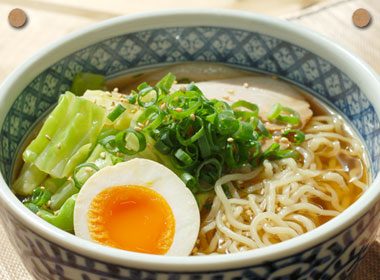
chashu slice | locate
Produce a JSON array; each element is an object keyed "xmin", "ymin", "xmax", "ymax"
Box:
[{"xmin": 175, "ymin": 76, "xmax": 313, "ymax": 131}]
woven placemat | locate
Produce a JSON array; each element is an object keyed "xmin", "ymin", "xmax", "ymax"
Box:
[{"xmin": 0, "ymin": 0, "xmax": 379, "ymax": 279}]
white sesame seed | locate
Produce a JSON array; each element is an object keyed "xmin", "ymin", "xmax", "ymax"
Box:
[
  {"xmin": 131, "ymin": 109, "xmax": 136, "ymax": 113},
  {"xmin": 160, "ymin": 103, "xmax": 167, "ymax": 110},
  {"xmin": 135, "ymin": 127, "xmax": 142, "ymax": 132},
  {"xmin": 46, "ymin": 200, "xmax": 52, "ymax": 208},
  {"xmin": 45, "ymin": 134, "xmax": 51, "ymax": 141},
  {"xmin": 145, "ymin": 120, "xmax": 150, "ymax": 126},
  {"xmin": 222, "ymin": 95, "xmax": 230, "ymax": 101},
  {"xmin": 113, "ymin": 87, "xmax": 119, "ymax": 92},
  {"xmin": 180, "ymin": 86, "xmax": 186, "ymax": 93},
  {"xmin": 228, "ymin": 89, "xmax": 235, "ymax": 94},
  {"xmin": 243, "ymin": 83, "xmax": 249, "ymax": 88},
  {"xmin": 227, "ymin": 137, "xmax": 234, "ymax": 143},
  {"xmin": 190, "ymin": 113, "xmax": 196, "ymax": 121},
  {"xmin": 100, "ymin": 152, "xmax": 106, "ymax": 159},
  {"xmin": 85, "ymin": 167, "xmax": 93, "ymax": 173},
  {"xmin": 36, "ymin": 212, "xmax": 42, "ymax": 217},
  {"xmin": 40, "ymin": 186, "xmax": 45, "ymax": 191},
  {"xmin": 57, "ymin": 143, "xmax": 61, "ymax": 149},
  {"xmin": 237, "ymin": 180, "xmax": 244, "ymax": 185},
  {"xmin": 175, "ymin": 107, "xmax": 183, "ymax": 112},
  {"xmin": 54, "ymin": 210, "xmax": 59, "ymax": 216},
  {"xmin": 173, "ymin": 80, "xmax": 178, "ymax": 84},
  {"xmin": 67, "ymin": 176, "xmax": 73, "ymax": 183},
  {"xmin": 137, "ymin": 122, "xmax": 145, "ymax": 128}
]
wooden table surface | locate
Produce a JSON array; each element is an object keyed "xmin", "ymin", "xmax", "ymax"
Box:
[{"xmin": 1, "ymin": 0, "xmax": 379, "ymax": 279}]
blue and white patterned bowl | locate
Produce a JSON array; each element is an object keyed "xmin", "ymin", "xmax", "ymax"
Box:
[{"xmin": 1, "ymin": 9, "xmax": 380, "ymax": 280}]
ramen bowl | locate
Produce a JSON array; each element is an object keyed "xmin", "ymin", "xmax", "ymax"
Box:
[{"xmin": 0, "ymin": 9, "xmax": 380, "ymax": 280}]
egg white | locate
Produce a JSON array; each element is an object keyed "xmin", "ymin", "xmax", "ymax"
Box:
[{"xmin": 73, "ymin": 158, "xmax": 200, "ymax": 256}]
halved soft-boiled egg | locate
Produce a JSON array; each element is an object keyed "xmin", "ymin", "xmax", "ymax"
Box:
[{"xmin": 73, "ymin": 158, "xmax": 200, "ymax": 256}]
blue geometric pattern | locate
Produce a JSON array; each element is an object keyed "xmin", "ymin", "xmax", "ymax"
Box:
[{"xmin": 0, "ymin": 26, "xmax": 379, "ymax": 280}]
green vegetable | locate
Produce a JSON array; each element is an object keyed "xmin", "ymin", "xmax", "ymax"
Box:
[
  {"xmin": 12, "ymin": 162, "xmax": 47, "ymax": 195},
  {"xmin": 70, "ymin": 72, "xmax": 107, "ymax": 96},
  {"xmin": 25, "ymin": 193, "xmax": 77, "ymax": 232},
  {"xmin": 107, "ymin": 104, "xmax": 126, "ymax": 122},
  {"xmin": 50, "ymin": 144, "xmax": 113, "ymax": 210},
  {"xmin": 23, "ymin": 92, "xmax": 107, "ymax": 178}
]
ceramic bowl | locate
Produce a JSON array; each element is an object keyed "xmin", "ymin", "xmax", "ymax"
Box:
[{"xmin": 0, "ymin": 9, "xmax": 380, "ymax": 280}]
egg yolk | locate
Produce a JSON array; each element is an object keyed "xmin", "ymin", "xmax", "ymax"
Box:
[{"xmin": 87, "ymin": 185, "xmax": 175, "ymax": 255}]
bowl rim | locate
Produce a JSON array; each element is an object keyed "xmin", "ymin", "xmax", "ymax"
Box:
[{"xmin": 1, "ymin": 8, "xmax": 380, "ymax": 272}]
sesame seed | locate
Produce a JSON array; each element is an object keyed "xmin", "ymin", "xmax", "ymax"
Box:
[
  {"xmin": 222, "ymin": 95, "xmax": 230, "ymax": 101},
  {"xmin": 85, "ymin": 167, "xmax": 93, "ymax": 173},
  {"xmin": 160, "ymin": 103, "xmax": 167, "ymax": 110},
  {"xmin": 131, "ymin": 109, "xmax": 136, "ymax": 113},
  {"xmin": 174, "ymin": 97, "xmax": 179, "ymax": 102},
  {"xmin": 57, "ymin": 143, "xmax": 61, "ymax": 149},
  {"xmin": 45, "ymin": 134, "xmax": 51, "ymax": 141},
  {"xmin": 40, "ymin": 186, "xmax": 45, "ymax": 191},
  {"xmin": 243, "ymin": 83, "xmax": 249, "ymax": 88},
  {"xmin": 54, "ymin": 210, "xmax": 59, "ymax": 216},
  {"xmin": 36, "ymin": 212, "xmax": 42, "ymax": 217},
  {"xmin": 175, "ymin": 107, "xmax": 183, "ymax": 112},
  {"xmin": 67, "ymin": 176, "xmax": 73, "ymax": 183},
  {"xmin": 113, "ymin": 87, "xmax": 119, "ymax": 92},
  {"xmin": 228, "ymin": 89, "xmax": 235, "ymax": 94},
  {"xmin": 180, "ymin": 86, "xmax": 186, "ymax": 93},
  {"xmin": 145, "ymin": 120, "xmax": 150, "ymax": 126},
  {"xmin": 227, "ymin": 137, "xmax": 234, "ymax": 143},
  {"xmin": 190, "ymin": 113, "xmax": 196, "ymax": 121},
  {"xmin": 137, "ymin": 122, "xmax": 145, "ymax": 128},
  {"xmin": 46, "ymin": 200, "xmax": 52, "ymax": 207},
  {"xmin": 135, "ymin": 127, "xmax": 142, "ymax": 132},
  {"xmin": 173, "ymin": 80, "xmax": 178, "ymax": 84},
  {"xmin": 100, "ymin": 152, "xmax": 106, "ymax": 159},
  {"xmin": 237, "ymin": 180, "xmax": 244, "ymax": 185}
]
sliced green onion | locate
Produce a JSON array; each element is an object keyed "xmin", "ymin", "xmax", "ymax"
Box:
[
  {"xmin": 176, "ymin": 116, "xmax": 205, "ymax": 146},
  {"xmin": 216, "ymin": 111, "xmax": 239, "ymax": 135},
  {"xmin": 171, "ymin": 148, "xmax": 196, "ymax": 169},
  {"xmin": 196, "ymin": 158, "xmax": 222, "ymax": 191},
  {"xmin": 267, "ymin": 103, "xmax": 282, "ymax": 120},
  {"xmin": 282, "ymin": 129, "xmax": 305, "ymax": 144},
  {"xmin": 154, "ymin": 140, "xmax": 171, "ymax": 155},
  {"xmin": 180, "ymin": 172, "xmax": 199, "ymax": 193},
  {"xmin": 28, "ymin": 187, "xmax": 51, "ymax": 207},
  {"xmin": 136, "ymin": 106, "xmax": 165, "ymax": 133},
  {"xmin": 99, "ymin": 135, "xmax": 119, "ymax": 154},
  {"xmin": 167, "ymin": 91, "xmax": 202, "ymax": 119},
  {"xmin": 137, "ymin": 86, "xmax": 159, "ymax": 107},
  {"xmin": 156, "ymin": 72, "xmax": 176, "ymax": 94},
  {"xmin": 276, "ymin": 107, "xmax": 300, "ymax": 125},
  {"xmin": 115, "ymin": 129, "xmax": 146, "ymax": 155},
  {"xmin": 233, "ymin": 121, "xmax": 254, "ymax": 141},
  {"xmin": 107, "ymin": 104, "xmax": 126, "ymax": 121},
  {"xmin": 225, "ymin": 142, "xmax": 240, "ymax": 168},
  {"xmin": 232, "ymin": 100, "xmax": 259, "ymax": 119},
  {"xmin": 73, "ymin": 163, "xmax": 99, "ymax": 190}
]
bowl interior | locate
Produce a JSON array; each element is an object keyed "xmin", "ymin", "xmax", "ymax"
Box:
[{"xmin": 1, "ymin": 25, "xmax": 379, "ymax": 183}]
